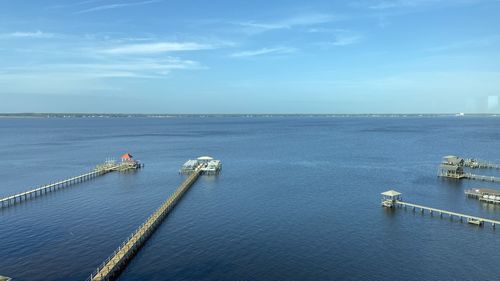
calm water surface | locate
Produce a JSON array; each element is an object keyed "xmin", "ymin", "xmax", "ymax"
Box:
[{"xmin": 1, "ymin": 117, "xmax": 500, "ymax": 281}]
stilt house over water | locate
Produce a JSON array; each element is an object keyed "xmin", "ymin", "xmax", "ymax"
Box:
[
  {"xmin": 180, "ymin": 156, "xmax": 222, "ymax": 175},
  {"xmin": 439, "ymin": 155, "xmax": 466, "ymax": 179},
  {"xmin": 118, "ymin": 153, "xmax": 143, "ymax": 170},
  {"xmin": 381, "ymin": 190, "xmax": 402, "ymax": 208},
  {"xmin": 442, "ymin": 155, "xmax": 465, "ymax": 166}
]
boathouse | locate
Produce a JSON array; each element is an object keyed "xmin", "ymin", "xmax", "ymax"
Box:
[
  {"xmin": 438, "ymin": 163, "xmax": 465, "ymax": 179},
  {"xmin": 180, "ymin": 156, "xmax": 222, "ymax": 175},
  {"xmin": 121, "ymin": 153, "xmax": 134, "ymax": 162},
  {"xmin": 118, "ymin": 153, "xmax": 143, "ymax": 170},
  {"xmin": 381, "ymin": 190, "xmax": 402, "ymax": 208},
  {"xmin": 442, "ymin": 155, "xmax": 465, "ymax": 166}
]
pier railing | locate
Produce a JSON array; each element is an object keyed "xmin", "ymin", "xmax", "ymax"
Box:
[
  {"xmin": 395, "ymin": 200, "xmax": 500, "ymax": 228},
  {"xmin": 0, "ymin": 161, "xmax": 144, "ymax": 209},
  {"xmin": 464, "ymin": 159, "xmax": 500, "ymax": 169},
  {"xmin": 464, "ymin": 173, "xmax": 500, "ymax": 182},
  {"xmin": 0, "ymin": 167, "xmax": 116, "ymax": 209},
  {"xmin": 87, "ymin": 168, "xmax": 202, "ymax": 281}
]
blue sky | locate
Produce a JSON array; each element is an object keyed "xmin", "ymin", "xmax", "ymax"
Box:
[{"xmin": 1, "ymin": 0, "xmax": 500, "ymax": 113}]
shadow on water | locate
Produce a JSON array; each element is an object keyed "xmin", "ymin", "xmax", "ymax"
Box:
[{"xmin": 438, "ymin": 177, "xmax": 464, "ymax": 189}]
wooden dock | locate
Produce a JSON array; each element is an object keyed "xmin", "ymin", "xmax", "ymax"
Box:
[
  {"xmin": 0, "ymin": 161, "xmax": 141, "ymax": 209},
  {"xmin": 439, "ymin": 155, "xmax": 500, "ymax": 182},
  {"xmin": 87, "ymin": 167, "xmax": 202, "ymax": 281},
  {"xmin": 465, "ymin": 188, "xmax": 500, "ymax": 204},
  {"xmin": 0, "ymin": 275, "xmax": 12, "ymax": 281},
  {"xmin": 395, "ymin": 201, "xmax": 500, "ymax": 228},
  {"xmin": 464, "ymin": 173, "xmax": 500, "ymax": 182},
  {"xmin": 464, "ymin": 158, "xmax": 500, "ymax": 169},
  {"xmin": 381, "ymin": 190, "xmax": 500, "ymax": 228}
]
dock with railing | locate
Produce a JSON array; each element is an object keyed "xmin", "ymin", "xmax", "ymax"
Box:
[
  {"xmin": 465, "ymin": 188, "xmax": 500, "ymax": 204},
  {"xmin": 464, "ymin": 173, "xmax": 500, "ymax": 182},
  {"xmin": 464, "ymin": 158, "xmax": 500, "ymax": 169},
  {"xmin": 438, "ymin": 155, "xmax": 500, "ymax": 182},
  {"xmin": 88, "ymin": 156, "xmax": 221, "ymax": 281},
  {"xmin": 0, "ymin": 154, "xmax": 143, "ymax": 209},
  {"xmin": 381, "ymin": 190, "xmax": 500, "ymax": 228},
  {"xmin": 0, "ymin": 275, "xmax": 12, "ymax": 281}
]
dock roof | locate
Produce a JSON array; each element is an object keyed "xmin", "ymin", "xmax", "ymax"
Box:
[
  {"xmin": 197, "ymin": 156, "xmax": 214, "ymax": 161},
  {"xmin": 121, "ymin": 153, "xmax": 133, "ymax": 159},
  {"xmin": 472, "ymin": 188, "xmax": 500, "ymax": 196},
  {"xmin": 381, "ymin": 190, "xmax": 401, "ymax": 196}
]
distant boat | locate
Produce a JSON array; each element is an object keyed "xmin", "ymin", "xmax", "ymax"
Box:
[{"xmin": 455, "ymin": 112, "xmax": 465, "ymax": 117}]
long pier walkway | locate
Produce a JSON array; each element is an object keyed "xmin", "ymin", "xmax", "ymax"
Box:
[
  {"xmin": 0, "ymin": 166, "xmax": 117, "ymax": 209},
  {"xmin": 464, "ymin": 158, "xmax": 500, "ymax": 169},
  {"xmin": 0, "ymin": 158, "xmax": 142, "ymax": 209},
  {"xmin": 464, "ymin": 173, "xmax": 500, "ymax": 182},
  {"xmin": 395, "ymin": 201, "xmax": 500, "ymax": 228},
  {"xmin": 87, "ymin": 167, "xmax": 202, "ymax": 281}
]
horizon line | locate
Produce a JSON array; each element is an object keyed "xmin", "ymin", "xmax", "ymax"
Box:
[{"xmin": 0, "ymin": 112, "xmax": 498, "ymax": 117}]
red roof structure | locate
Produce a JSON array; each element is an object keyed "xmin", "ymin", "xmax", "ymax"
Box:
[{"xmin": 121, "ymin": 153, "xmax": 133, "ymax": 160}]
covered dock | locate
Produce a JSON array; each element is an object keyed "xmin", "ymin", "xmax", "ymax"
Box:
[
  {"xmin": 180, "ymin": 156, "xmax": 222, "ymax": 175},
  {"xmin": 438, "ymin": 163, "xmax": 466, "ymax": 179},
  {"xmin": 442, "ymin": 155, "xmax": 465, "ymax": 166},
  {"xmin": 465, "ymin": 188, "xmax": 500, "ymax": 204}
]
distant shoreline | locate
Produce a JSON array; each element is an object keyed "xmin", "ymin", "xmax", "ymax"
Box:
[{"xmin": 0, "ymin": 113, "xmax": 498, "ymax": 118}]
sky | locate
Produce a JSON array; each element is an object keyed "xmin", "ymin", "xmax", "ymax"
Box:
[{"xmin": 1, "ymin": 0, "xmax": 500, "ymax": 114}]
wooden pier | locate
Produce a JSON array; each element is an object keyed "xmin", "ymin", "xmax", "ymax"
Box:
[
  {"xmin": 465, "ymin": 188, "xmax": 500, "ymax": 204},
  {"xmin": 439, "ymin": 155, "xmax": 500, "ymax": 182},
  {"xmin": 87, "ymin": 166, "xmax": 203, "ymax": 281},
  {"xmin": 0, "ymin": 156, "xmax": 143, "ymax": 209},
  {"xmin": 0, "ymin": 275, "xmax": 12, "ymax": 281},
  {"xmin": 382, "ymin": 190, "xmax": 500, "ymax": 228},
  {"xmin": 464, "ymin": 173, "xmax": 500, "ymax": 182},
  {"xmin": 0, "ymin": 167, "xmax": 114, "ymax": 209},
  {"xmin": 464, "ymin": 158, "xmax": 500, "ymax": 169}
]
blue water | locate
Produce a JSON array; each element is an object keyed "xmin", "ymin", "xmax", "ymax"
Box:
[{"xmin": 1, "ymin": 117, "xmax": 500, "ymax": 281}]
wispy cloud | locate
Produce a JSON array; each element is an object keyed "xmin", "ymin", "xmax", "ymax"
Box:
[
  {"xmin": 49, "ymin": 0, "xmax": 109, "ymax": 9},
  {"xmin": 75, "ymin": 0, "xmax": 162, "ymax": 14},
  {"xmin": 358, "ymin": 0, "xmax": 491, "ymax": 10},
  {"xmin": 236, "ymin": 14, "xmax": 340, "ymax": 34},
  {"xmin": 313, "ymin": 29, "xmax": 363, "ymax": 47},
  {"xmin": 424, "ymin": 37, "xmax": 497, "ymax": 52},
  {"xmin": 99, "ymin": 42, "xmax": 215, "ymax": 55},
  {"xmin": 329, "ymin": 35, "xmax": 362, "ymax": 46},
  {"xmin": 230, "ymin": 47, "xmax": 296, "ymax": 58},
  {"xmin": 0, "ymin": 31, "xmax": 56, "ymax": 39},
  {"xmin": 0, "ymin": 57, "xmax": 201, "ymax": 79}
]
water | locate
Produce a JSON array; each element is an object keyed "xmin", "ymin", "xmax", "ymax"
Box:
[{"xmin": 1, "ymin": 116, "xmax": 500, "ymax": 281}]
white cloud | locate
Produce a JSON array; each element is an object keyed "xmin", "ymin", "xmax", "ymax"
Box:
[
  {"xmin": 0, "ymin": 57, "xmax": 201, "ymax": 79},
  {"xmin": 315, "ymin": 31, "xmax": 363, "ymax": 48},
  {"xmin": 75, "ymin": 0, "xmax": 162, "ymax": 14},
  {"xmin": 329, "ymin": 35, "xmax": 362, "ymax": 46},
  {"xmin": 361, "ymin": 0, "xmax": 491, "ymax": 10},
  {"xmin": 230, "ymin": 47, "xmax": 296, "ymax": 58},
  {"xmin": 237, "ymin": 14, "xmax": 340, "ymax": 34},
  {"xmin": 0, "ymin": 31, "xmax": 56, "ymax": 39},
  {"xmin": 423, "ymin": 37, "xmax": 496, "ymax": 52},
  {"xmin": 100, "ymin": 42, "xmax": 214, "ymax": 55}
]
